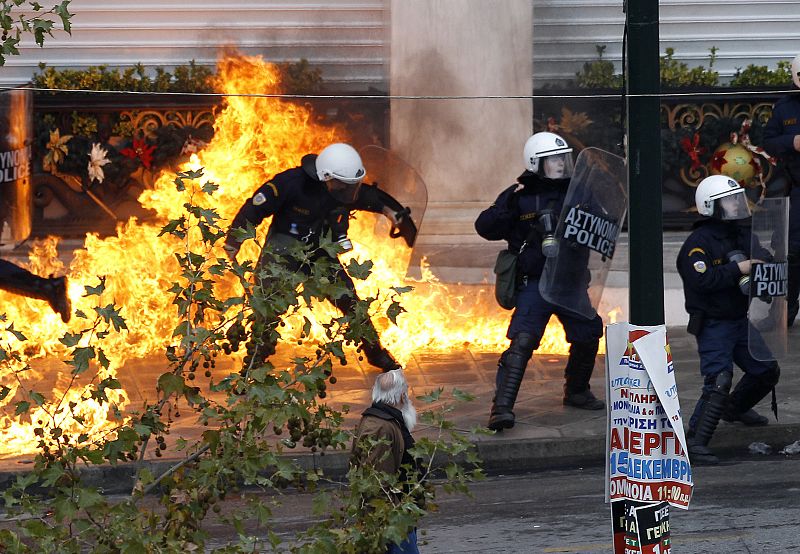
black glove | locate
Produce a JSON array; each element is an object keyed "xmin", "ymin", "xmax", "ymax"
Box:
[{"xmin": 389, "ymin": 207, "xmax": 417, "ymax": 248}]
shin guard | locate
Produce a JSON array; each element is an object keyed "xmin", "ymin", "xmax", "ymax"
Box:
[{"xmin": 489, "ymin": 332, "xmax": 536, "ymax": 430}]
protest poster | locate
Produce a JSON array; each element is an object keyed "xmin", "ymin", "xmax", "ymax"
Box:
[
  {"xmin": 634, "ymin": 501, "xmax": 671, "ymax": 554},
  {"xmin": 606, "ymin": 323, "xmax": 693, "ymax": 554},
  {"xmin": 611, "ymin": 499, "xmax": 671, "ymax": 554}
]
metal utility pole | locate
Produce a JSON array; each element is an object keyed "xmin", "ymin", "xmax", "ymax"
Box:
[
  {"xmin": 627, "ymin": 0, "xmax": 664, "ymax": 327},
  {"xmin": 621, "ymin": 1, "xmax": 669, "ymax": 552}
]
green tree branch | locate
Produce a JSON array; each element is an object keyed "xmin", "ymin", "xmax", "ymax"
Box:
[{"xmin": 1, "ymin": 1, "xmax": 72, "ymax": 66}]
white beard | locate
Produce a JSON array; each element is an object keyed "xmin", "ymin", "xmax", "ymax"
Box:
[{"xmin": 401, "ymin": 401, "xmax": 417, "ymax": 432}]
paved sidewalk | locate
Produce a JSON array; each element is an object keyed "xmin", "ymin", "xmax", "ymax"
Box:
[
  {"xmin": 2, "ymin": 325, "xmax": 799, "ymax": 493},
  {"xmin": 2, "ymin": 235, "xmax": 799, "ymax": 490}
]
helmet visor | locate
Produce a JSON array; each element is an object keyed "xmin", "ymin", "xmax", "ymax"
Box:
[
  {"xmin": 326, "ymin": 179, "xmax": 362, "ymax": 204},
  {"xmin": 540, "ymin": 152, "xmax": 574, "ymax": 179},
  {"xmin": 715, "ymin": 191, "xmax": 751, "ymax": 220},
  {"xmin": 327, "ymin": 166, "xmax": 365, "ymax": 186}
]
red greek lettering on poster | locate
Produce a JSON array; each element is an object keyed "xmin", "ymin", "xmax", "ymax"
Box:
[{"xmin": 606, "ymin": 324, "xmax": 693, "ymax": 510}]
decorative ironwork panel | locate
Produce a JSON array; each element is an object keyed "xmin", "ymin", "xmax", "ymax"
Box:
[
  {"xmin": 118, "ymin": 108, "xmax": 217, "ymax": 137},
  {"xmin": 662, "ymin": 101, "xmax": 775, "ymax": 132}
]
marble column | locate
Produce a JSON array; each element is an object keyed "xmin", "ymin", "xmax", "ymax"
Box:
[{"xmin": 389, "ymin": 0, "xmax": 533, "ymax": 245}]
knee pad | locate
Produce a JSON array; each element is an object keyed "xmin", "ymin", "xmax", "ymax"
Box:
[
  {"xmin": 503, "ymin": 332, "xmax": 538, "ymax": 370},
  {"xmin": 712, "ymin": 371, "xmax": 732, "ymax": 395},
  {"xmin": 509, "ymin": 332, "xmax": 537, "ymax": 356}
]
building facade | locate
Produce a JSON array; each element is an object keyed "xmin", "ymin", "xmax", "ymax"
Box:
[{"xmin": 4, "ymin": 1, "xmax": 800, "ymax": 89}]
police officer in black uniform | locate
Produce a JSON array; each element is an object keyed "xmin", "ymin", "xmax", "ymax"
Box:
[
  {"xmin": 0, "ymin": 258, "xmax": 71, "ymax": 322},
  {"xmin": 476, "ymin": 132, "xmax": 605, "ymax": 432},
  {"xmin": 763, "ymin": 53, "xmax": 800, "ymax": 327},
  {"xmin": 225, "ymin": 143, "xmax": 415, "ymax": 373},
  {"xmin": 677, "ymin": 175, "xmax": 780, "ymax": 465}
]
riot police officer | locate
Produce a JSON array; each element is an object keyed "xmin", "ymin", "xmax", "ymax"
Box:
[
  {"xmin": 0, "ymin": 258, "xmax": 71, "ymax": 322},
  {"xmin": 677, "ymin": 175, "xmax": 780, "ymax": 465},
  {"xmin": 763, "ymin": 53, "xmax": 800, "ymax": 327},
  {"xmin": 476, "ymin": 132, "xmax": 605, "ymax": 432},
  {"xmin": 225, "ymin": 143, "xmax": 415, "ymax": 373}
]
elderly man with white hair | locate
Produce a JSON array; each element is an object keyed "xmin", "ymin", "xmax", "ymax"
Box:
[
  {"xmin": 352, "ymin": 369, "xmax": 417, "ymax": 474},
  {"xmin": 351, "ymin": 369, "xmax": 420, "ymax": 554}
]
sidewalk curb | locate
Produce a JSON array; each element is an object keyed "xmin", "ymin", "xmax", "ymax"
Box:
[{"xmin": 1, "ymin": 423, "xmax": 797, "ymax": 496}]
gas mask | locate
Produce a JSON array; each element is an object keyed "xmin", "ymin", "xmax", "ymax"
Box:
[
  {"xmin": 328, "ymin": 208, "xmax": 352, "ymax": 252},
  {"xmin": 726, "ymin": 250, "xmax": 750, "ymax": 295},
  {"xmin": 536, "ymin": 209, "xmax": 559, "ymax": 258}
]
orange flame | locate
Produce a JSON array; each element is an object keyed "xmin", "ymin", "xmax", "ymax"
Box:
[{"xmin": 1, "ymin": 53, "xmax": 586, "ymax": 455}]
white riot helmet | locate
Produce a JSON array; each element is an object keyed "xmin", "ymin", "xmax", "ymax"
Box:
[
  {"xmin": 523, "ymin": 132, "xmax": 574, "ymax": 179},
  {"xmin": 792, "ymin": 53, "xmax": 800, "ymax": 89},
  {"xmin": 315, "ymin": 143, "xmax": 366, "ymax": 203},
  {"xmin": 695, "ymin": 175, "xmax": 751, "ymax": 220}
]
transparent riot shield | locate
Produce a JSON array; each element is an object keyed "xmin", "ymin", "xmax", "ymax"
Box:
[
  {"xmin": 539, "ymin": 148, "xmax": 627, "ymax": 319},
  {"xmin": 360, "ymin": 145, "xmax": 428, "ymax": 248},
  {"xmin": 0, "ymin": 88, "xmax": 33, "ymax": 250},
  {"xmin": 748, "ymin": 196, "xmax": 789, "ymax": 361}
]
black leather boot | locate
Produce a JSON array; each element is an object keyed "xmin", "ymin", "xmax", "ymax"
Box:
[
  {"xmin": 488, "ymin": 333, "xmax": 536, "ymax": 431},
  {"xmin": 563, "ymin": 340, "xmax": 604, "ymax": 410},
  {"xmin": 0, "ymin": 261, "xmax": 71, "ymax": 323},
  {"xmin": 722, "ymin": 366, "xmax": 780, "ymax": 426},
  {"xmin": 721, "ymin": 408, "xmax": 768, "ymax": 426}
]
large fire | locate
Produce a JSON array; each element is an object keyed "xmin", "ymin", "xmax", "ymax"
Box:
[{"xmin": 0, "ymin": 53, "xmax": 590, "ymax": 456}]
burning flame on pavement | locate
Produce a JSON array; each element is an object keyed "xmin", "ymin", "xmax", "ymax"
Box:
[{"xmin": 1, "ymin": 53, "xmax": 601, "ymax": 456}]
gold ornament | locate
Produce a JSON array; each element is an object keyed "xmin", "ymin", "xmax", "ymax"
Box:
[{"xmin": 709, "ymin": 142, "xmax": 757, "ymax": 186}]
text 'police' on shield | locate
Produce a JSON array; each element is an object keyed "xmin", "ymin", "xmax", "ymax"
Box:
[{"xmin": 561, "ymin": 206, "xmax": 619, "ymax": 258}]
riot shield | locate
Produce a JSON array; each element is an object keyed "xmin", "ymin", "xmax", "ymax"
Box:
[
  {"xmin": 359, "ymin": 145, "xmax": 428, "ymax": 248},
  {"xmin": 539, "ymin": 148, "xmax": 627, "ymax": 319},
  {"xmin": 0, "ymin": 89, "xmax": 33, "ymax": 250},
  {"xmin": 748, "ymin": 196, "xmax": 789, "ymax": 361}
]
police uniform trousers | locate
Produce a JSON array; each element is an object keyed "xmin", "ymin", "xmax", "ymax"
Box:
[
  {"xmin": 506, "ymin": 278, "xmax": 603, "ymax": 348},
  {"xmin": 690, "ymin": 318, "xmax": 776, "ymax": 431},
  {"xmin": 248, "ymin": 244, "xmax": 398, "ymax": 372}
]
